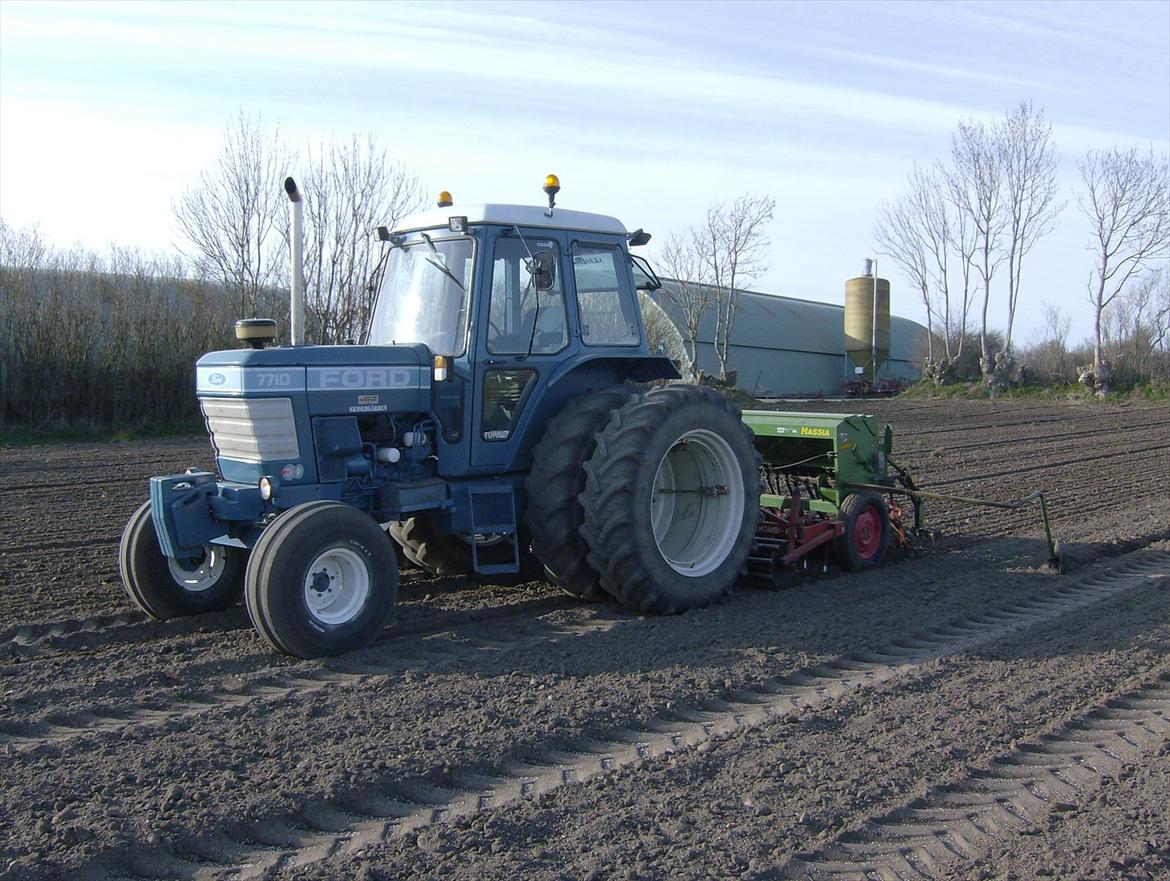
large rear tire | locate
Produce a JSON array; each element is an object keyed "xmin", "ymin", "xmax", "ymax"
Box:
[
  {"xmin": 580, "ymin": 385, "xmax": 761, "ymax": 614},
  {"xmin": 835, "ymin": 491, "xmax": 890, "ymax": 571},
  {"xmin": 119, "ymin": 501, "xmax": 244, "ymax": 620},
  {"xmin": 245, "ymin": 502, "xmax": 397, "ymax": 658},
  {"xmin": 525, "ymin": 386, "xmax": 638, "ymax": 602}
]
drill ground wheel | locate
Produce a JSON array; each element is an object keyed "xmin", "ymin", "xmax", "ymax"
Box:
[
  {"xmin": 388, "ymin": 515, "xmax": 538, "ymax": 581},
  {"xmin": 580, "ymin": 385, "xmax": 761, "ymax": 614},
  {"xmin": 245, "ymin": 502, "xmax": 398, "ymax": 658},
  {"xmin": 525, "ymin": 385, "xmax": 638, "ymax": 602},
  {"xmin": 119, "ymin": 500, "xmax": 245, "ymax": 620},
  {"xmin": 835, "ymin": 491, "xmax": 891, "ymax": 571}
]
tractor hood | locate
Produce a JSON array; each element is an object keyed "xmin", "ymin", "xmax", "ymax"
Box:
[
  {"xmin": 196, "ymin": 344, "xmax": 432, "ymax": 408},
  {"xmin": 195, "ymin": 344, "xmax": 434, "ymax": 486}
]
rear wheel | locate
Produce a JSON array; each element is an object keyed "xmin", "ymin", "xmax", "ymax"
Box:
[
  {"xmin": 835, "ymin": 491, "xmax": 890, "ymax": 571},
  {"xmin": 245, "ymin": 502, "xmax": 397, "ymax": 658},
  {"xmin": 580, "ymin": 385, "xmax": 761, "ymax": 614},
  {"xmin": 119, "ymin": 501, "xmax": 244, "ymax": 619},
  {"xmin": 525, "ymin": 386, "xmax": 638, "ymax": 602}
]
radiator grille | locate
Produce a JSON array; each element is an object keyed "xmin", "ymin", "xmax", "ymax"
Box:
[{"xmin": 199, "ymin": 397, "xmax": 300, "ymax": 463}]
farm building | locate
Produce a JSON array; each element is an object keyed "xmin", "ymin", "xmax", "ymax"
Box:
[{"xmin": 642, "ymin": 279, "xmax": 926, "ymax": 396}]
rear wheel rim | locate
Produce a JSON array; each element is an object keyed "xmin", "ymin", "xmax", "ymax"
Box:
[
  {"xmin": 167, "ymin": 547, "xmax": 226, "ymax": 593},
  {"xmin": 303, "ymin": 546, "xmax": 370, "ymax": 626},
  {"xmin": 853, "ymin": 508, "xmax": 882, "ymax": 559},
  {"xmin": 650, "ymin": 429, "xmax": 744, "ymax": 577}
]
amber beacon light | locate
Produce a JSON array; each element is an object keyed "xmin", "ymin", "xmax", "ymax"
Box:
[
  {"xmin": 437, "ymin": 191, "xmax": 453, "ymax": 208},
  {"xmin": 543, "ymin": 174, "xmax": 560, "ymax": 215}
]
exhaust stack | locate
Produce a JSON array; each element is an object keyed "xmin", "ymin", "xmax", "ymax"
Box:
[{"xmin": 284, "ymin": 177, "xmax": 304, "ymax": 346}]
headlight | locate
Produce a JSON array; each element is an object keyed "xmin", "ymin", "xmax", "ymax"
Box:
[{"xmin": 259, "ymin": 476, "xmax": 275, "ymax": 500}]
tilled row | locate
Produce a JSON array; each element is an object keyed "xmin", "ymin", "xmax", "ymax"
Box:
[
  {"xmin": 0, "ymin": 575, "xmax": 559, "ymax": 662},
  {"xmin": 875, "ymin": 406, "xmax": 1157, "ymax": 439},
  {"xmin": 70, "ymin": 548, "xmax": 1170, "ymax": 881},
  {"xmin": 0, "ymin": 604, "xmax": 626, "ymax": 753},
  {"xmin": 914, "ymin": 441, "xmax": 1167, "ymax": 491},
  {"xmin": 7, "ymin": 451, "xmax": 1153, "ymax": 664},
  {"xmin": 894, "ymin": 416, "xmax": 1169, "ymax": 460},
  {"xmin": 5, "ymin": 503, "xmax": 1164, "ymax": 752},
  {"xmin": 780, "ymin": 670, "xmax": 1170, "ymax": 880},
  {"xmin": 4, "ymin": 415, "xmax": 1161, "ymax": 635},
  {"xmin": 920, "ymin": 468, "xmax": 1157, "ymax": 538}
]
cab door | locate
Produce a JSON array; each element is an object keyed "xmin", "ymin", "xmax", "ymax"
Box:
[{"xmin": 470, "ymin": 228, "xmax": 572, "ymax": 470}]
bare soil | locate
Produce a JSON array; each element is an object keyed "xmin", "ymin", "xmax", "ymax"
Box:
[{"xmin": 0, "ymin": 398, "xmax": 1167, "ymax": 881}]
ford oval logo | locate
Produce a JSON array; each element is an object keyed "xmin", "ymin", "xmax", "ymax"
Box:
[{"xmin": 208, "ymin": 373, "xmax": 226, "ymax": 386}]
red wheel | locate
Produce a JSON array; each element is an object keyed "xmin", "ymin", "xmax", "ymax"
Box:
[
  {"xmin": 836, "ymin": 492, "xmax": 890, "ymax": 571},
  {"xmin": 853, "ymin": 508, "xmax": 882, "ymax": 558}
]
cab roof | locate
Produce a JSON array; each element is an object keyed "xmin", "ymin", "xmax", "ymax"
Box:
[{"xmin": 393, "ymin": 204, "xmax": 628, "ymax": 236}]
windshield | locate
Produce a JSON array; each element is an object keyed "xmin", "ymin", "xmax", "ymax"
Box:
[{"xmin": 368, "ymin": 236, "xmax": 473, "ymax": 355}]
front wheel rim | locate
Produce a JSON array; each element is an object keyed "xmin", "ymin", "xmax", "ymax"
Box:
[
  {"xmin": 650, "ymin": 428, "xmax": 744, "ymax": 577},
  {"xmin": 167, "ymin": 547, "xmax": 227, "ymax": 593},
  {"xmin": 303, "ymin": 546, "xmax": 371, "ymax": 626}
]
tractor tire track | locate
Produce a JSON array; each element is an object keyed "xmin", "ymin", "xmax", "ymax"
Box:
[
  {"xmin": 778, "ymin": 669, "xmax": 1170, "ymax": 880},
  {"xmin": 80, "ymin": 548, "xmax": 1170, "ymax": 881}
]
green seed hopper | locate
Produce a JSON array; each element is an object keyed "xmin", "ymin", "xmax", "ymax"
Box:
[{"xmin": 740, "ymin": 410, "xmax": 1060, "ymax": 584}]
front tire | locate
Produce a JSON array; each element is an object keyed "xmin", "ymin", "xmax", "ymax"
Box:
[
  {"xmin": 580, "ymin": 385, "xmax": 761, "ymax": 614},
  {"xmin": 245, "ymin": 502, "xmax": 397, "ymax": 658},
  {"xmin": 119, "ymin": 501, "xmax": 244, "ymax": 620}
]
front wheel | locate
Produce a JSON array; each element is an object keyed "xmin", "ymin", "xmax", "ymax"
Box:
[
  {"xmin": 245, "ymin": 502, "xmax": 398, "ymax": 658},
  {"xmin": 119, "ymin": 501, "xmax": 245, "ymax": 619}
]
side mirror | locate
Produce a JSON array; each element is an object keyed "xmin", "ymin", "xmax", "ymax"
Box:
[{"xmin": 529, "ymin": 250, "xmax": 557, "ymax": 292}]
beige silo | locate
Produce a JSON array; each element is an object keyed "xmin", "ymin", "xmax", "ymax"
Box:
[{"xmin": 844, "ymin": 261, "xmax": 890, "ymax": 382}]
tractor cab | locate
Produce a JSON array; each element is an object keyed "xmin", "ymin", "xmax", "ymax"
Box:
[{"xmin": 368, "ymin": 189, "xmax": 672, "ymax": 477}]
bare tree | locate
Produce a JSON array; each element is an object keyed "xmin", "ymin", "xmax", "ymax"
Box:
[
  {"xmin": 944, "ymin": 166, "xmax": 979, "ymax": 364},
  {"xmin": 1077, "ymin": 146, "xmax": 1170, "ymax": 393},
  {"xmin": 300, "ymin": 134, "xmax": 423, "ymax": 343},
  {"xmin": 874, "ymin": 164, "xmax": 950, "ymax": 364},
  {"xmin": 656, "ymin": 230, "xmax": 713, "ymax": 380},
  {"xmin": 173, "ymin": 111, "xmax": 291, "ymax": 318},
  {"xmin": 697, "ymin": 194, "xmax": 776, "ymax": 383},
  {"xmin": 1102, "ymin": 266, "xmax": 1170, "ymax": 382},
  {"xmin": 949, "ymin": 119, "xmax": 1007, "ymax": 381},
  {"xmin": 1027, "ymin": 300, "xmax": 1073, "ymax": 383},
  {"xmin": 999, "ymin": 101, "xmax": 1061, "ymax": 352}
]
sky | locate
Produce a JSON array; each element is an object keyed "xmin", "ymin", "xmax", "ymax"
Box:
[{"xmin": 1, "ymin": 0, "xmax": 1168, "ymax": 344}]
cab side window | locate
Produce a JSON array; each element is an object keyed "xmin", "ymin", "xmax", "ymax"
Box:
[
  {"xmin": 572, "ymin": 245, "xmax": 639, "ymax": 346},
  {"xmin": 487, "ymin": 238, "xmax": 569, "ymax": 355}
]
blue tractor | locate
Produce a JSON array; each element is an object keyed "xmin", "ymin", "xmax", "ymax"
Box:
[{"xmin": 120, "ymin": 177, "xmax": 761, "ymax": 658}]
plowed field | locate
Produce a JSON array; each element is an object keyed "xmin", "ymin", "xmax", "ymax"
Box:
[{"xmin": 1, "ymin": 398, "xmax": 1167, "ymax": 881}]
